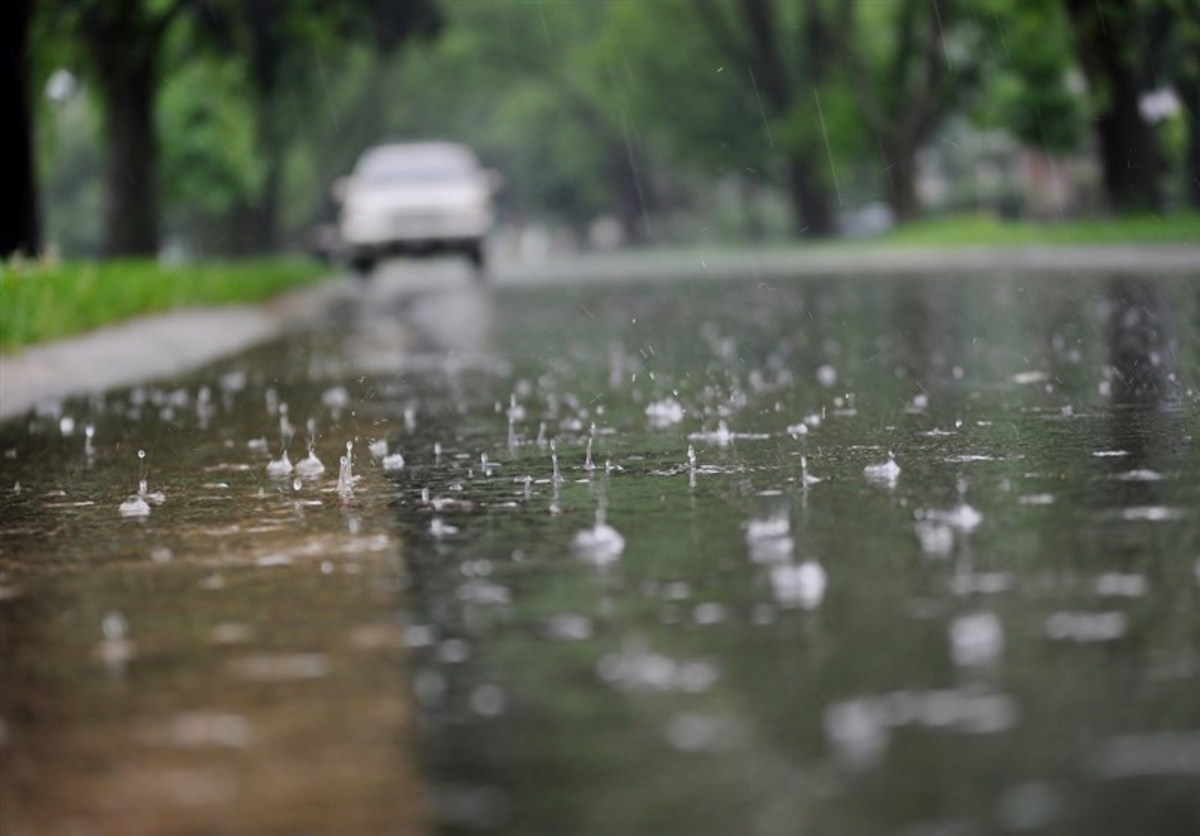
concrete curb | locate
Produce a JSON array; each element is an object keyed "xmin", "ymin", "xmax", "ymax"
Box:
[{"xmin": 0, "ymin": 275, "xmax": 354, "ymax": 421}]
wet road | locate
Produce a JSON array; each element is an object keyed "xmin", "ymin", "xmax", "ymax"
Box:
[{"xmin": 2, "ymin": 259, "xmax": 1199, "ymax": 835}]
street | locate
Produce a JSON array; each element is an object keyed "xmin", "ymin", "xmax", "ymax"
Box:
[{"xmin": 2, "ymin": 260, "xmax": 1199, "ymax": 835}]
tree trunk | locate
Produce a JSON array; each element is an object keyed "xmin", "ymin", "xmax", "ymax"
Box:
[
  {"xmin": 734, "ymin": 176, "xmax": 765, "ymax": 241},
  {"xmin": 1063, "ymin": 0, "xmax": 1163, "ymax": 214},
  {"xmin": 885, "ymin": 143, "xmax": 921, "ymax": 224},
  {"xmin": 1180, "ymin": 74, "xmax": 1200, "ymax": 210},
  {"xmin": 607, "ymin": 139, "xmax": 650, "ymax": 246},
  {"xmin": 250, "ymin": 104, "xmax": 283, "ymax": 251},
  {"xmin": 246, "ymin": 0, "xmax": 284, "ymax": 252},
  {"xmin": 787, "ymin": 157, "xmax": 835, "ymax": 237},
  {"xmin": 99, "ymin": 56, "xmax": 160, "ymax": 256},
  {"xmin": 0, "ymin": 0, "xmax": 41, "ymax": 258}
]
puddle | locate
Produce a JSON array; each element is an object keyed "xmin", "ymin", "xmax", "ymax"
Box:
[{"xmin": 2, "ymin": 270, "xmax": 1199, "ymax": 834}]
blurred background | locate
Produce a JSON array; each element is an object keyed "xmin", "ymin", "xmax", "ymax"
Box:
[{"xmin": 3, "ymin": 0, "xmax": 1199, "ymax": 262}]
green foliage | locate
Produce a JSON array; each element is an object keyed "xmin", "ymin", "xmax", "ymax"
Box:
[
  {"xmin": 873, "ymin": 211, "xmax": 1200, "ymax": 246},
  {"xmin": 0, "ymin": 258, "xmax": 325, "ymax": 351},
  {"xmin": 976, "ymin": 0, "xmax": 1085, "ymax": 152},
  {"xmin": 159, "ymin": 58, "xmax": 263, "ymax": 215},
  {"xmin": 26, "ymin": 0, "xmax": 1200, "ymax": 256}
]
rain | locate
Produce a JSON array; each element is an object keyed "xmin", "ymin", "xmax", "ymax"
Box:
[{"xmin": 3, "ymin": 1, "xmax": 1200, "ymax": 834}]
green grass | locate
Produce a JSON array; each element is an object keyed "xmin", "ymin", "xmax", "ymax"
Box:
[
  {"xmin": 872, "ymin": 212, "xmax": 1200, "ymax": 248},
  {"xmin": 0, "ymin": 258, "xmax": 328, "ymax": 352}
]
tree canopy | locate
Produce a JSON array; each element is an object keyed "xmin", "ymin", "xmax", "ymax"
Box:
[{"xmin": 7, "ymin": 0, "xmax": 1196, "ymax": 260}]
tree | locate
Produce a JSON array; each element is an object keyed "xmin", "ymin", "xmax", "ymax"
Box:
[
  {"xmin": 51, "ymin": 0, "xmax": 196, "ymax": 256},
  {"xmin": 399, "ymin": 0, "xmax": 660, "ymax": 243},
  {"xmin": 1155, "ymin": 0, "xmax": 1200, "ymax": 209},
  {"xmin": 1, "ymin": 0, "xmax": 41, "ymax": 258},
  {"xmin": 691, "ymin": 0, "xmax": 841, "ymax": 236},
  {"xmin": 980, "ymin": 0, "xmax": 1084, "ymax": 156},
  {"xmin": 840, "ymin": 0, "xmax": 990, "ymax": 222},
  {"xmin": 208, "ymin": 0, "xmax": 440, "ymax": 251},
  {"xmin": 1062, "ymin": 0, "xmax": 1165, "ymax": 213}
]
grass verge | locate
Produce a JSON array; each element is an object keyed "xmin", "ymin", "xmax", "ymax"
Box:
[
  {"xmin": 0, "ymin": 258, "xmax": 327, "ymax": 352},
  {"xmin": 872, "ymin": 212, "xmax": 1200, "ymax": 247}
]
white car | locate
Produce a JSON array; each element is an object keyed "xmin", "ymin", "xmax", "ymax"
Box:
[{"xmin": 336, "ymin": 142, "xmax": 497, "ymax": 276}]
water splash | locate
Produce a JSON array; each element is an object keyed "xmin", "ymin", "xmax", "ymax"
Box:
[
  {"xmin": 383, "ymin": 447, "xmax": 406, "ymax": 471},
  {"xmin": 770, "ymin": 560, "xmax": 826, "ymax": 609},
  {"xmin": 430, "ymin": 517, "xmax": 459, "ymax": 538},
  {"xmin": 119, "ymin": 449, "xmax": 163, "ymax": 517},
  {"xmin": 295, "ymin": 419, "xmax": 326, "ymax": 479},
  {"xmin": 800, "ymin": 455, "xmax": 822, "ymax": 487},
  {"xmin": 688, "ymin": 420, "xmax": 768, "ymax": 446},
  {"xmin": 550, "ymin": 439, "xmax": 563, "ymax": 486},
  {"xmin": 118, "ymin": 494, "xmax": 151, "ymax": 518},
  {"xmin": 745, "ymin": 515, "xmax": 793, "ymax": 563},
  {"xmin": 864, "ymin": 451, "xmax": 901, "ymax": 486},
  {"xmin": 98, "ymin": 610, "xmax": 135, "ymax": 671},
  {"xmin": 949, "ymin": 612, "xmax": 1004, "ymax": 667},
  {"xmin": 645, "ymin": 397, "xmax": 684, "ymax": 427},
  {"xmin": 572, "ymin": 503, "xmax": 625, "ymax": 565},
  {"xmin": 266, "ymin": 450, "xmax": 293, "ymax": 477},
  {"xmin": 337, "ymin": 441, "xmax": 355, "ymax": 494}
]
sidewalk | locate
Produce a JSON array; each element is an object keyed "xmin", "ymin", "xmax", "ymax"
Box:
[{"xmin": 0, "ymin": 275, "xmax": 357, "ymax": 420}]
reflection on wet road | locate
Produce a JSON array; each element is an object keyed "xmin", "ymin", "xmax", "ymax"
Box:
[{"xmin": 2, "ymin": 264, "xmax": 1198, "ymax": 835}]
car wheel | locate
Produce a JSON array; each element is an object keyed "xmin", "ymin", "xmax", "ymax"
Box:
[
  {"xmin": 465, "ymin": 241, "xmax": 486, "ymax": 278},
  {"xmin": 350, "ymin": 254, "xmax": 375, "ymax": 278}
]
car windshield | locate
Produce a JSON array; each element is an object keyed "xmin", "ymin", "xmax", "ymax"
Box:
[{"xmin": 356, "ymin": 146, "xmax": 475, "ymax": 185}]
